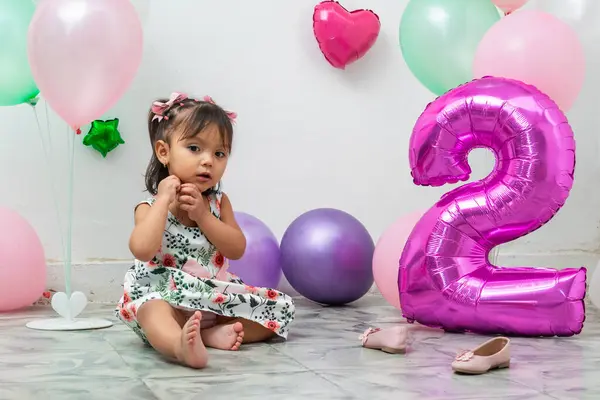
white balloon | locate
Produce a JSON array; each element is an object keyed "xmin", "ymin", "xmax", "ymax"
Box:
[
  {"xmin": 130, "ymin": 0, "xmax": 150, "ymax": 26},
  {"xmin": 521, "ymin": 0, "xmax": 600, "ymax": 36}
]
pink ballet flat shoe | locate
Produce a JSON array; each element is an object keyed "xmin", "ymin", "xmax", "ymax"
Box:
[
  {"xmin": 451, "ymin": 337, "xmax": 510, "ymax": 375},
  {"xmin": 359, "ymin": 326, "xmax": 408, "ymax": 354}
]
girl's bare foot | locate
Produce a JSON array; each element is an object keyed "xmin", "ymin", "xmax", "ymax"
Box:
[
  {"xmin": 201, "ymin": 322, "xmax": 245, "ymax": 350},
  {"xmin": 175, "ymin": 311, "xmax": 208, "ymax": 368}
]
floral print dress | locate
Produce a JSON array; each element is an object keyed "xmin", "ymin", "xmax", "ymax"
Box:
[{"xmin": 115, "ymin": 191, "xmax": 295, "ymax": 343}]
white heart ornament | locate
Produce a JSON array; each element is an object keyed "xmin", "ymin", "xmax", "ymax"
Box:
[{"xmin": 51, "ymin": 291, "xmax": 87, "ymax": 320}]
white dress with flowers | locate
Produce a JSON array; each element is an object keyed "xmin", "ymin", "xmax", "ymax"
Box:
[{"xmin": 115, "ymin": 191, "xmax": 295, "ymax": 343}]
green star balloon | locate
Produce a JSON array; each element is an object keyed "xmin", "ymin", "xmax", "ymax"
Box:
[{"xmin": 83, "ymin": 118, "xmax": 125, "ymax": 158}]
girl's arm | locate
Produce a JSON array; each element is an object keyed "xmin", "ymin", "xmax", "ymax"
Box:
[
  {"xmin": 128, "ymin": 196, "xmax": 170, "ymax": 261},
  {"xmin": 196, "ymin": 193, "xmax": 246, "ymax": 260}
]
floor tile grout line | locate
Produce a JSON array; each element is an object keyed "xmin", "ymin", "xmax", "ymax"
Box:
[
  {"xmin": 542, "ymin": 392, "xmax": 562, "ymax": 400},
  {"xmin": 502, "ymin": 377, "xmax": 562, "ymax": 400},
  {"xmin": 309, "ymin": 369, "xmax": 361, "ymax": 398},
  {"xmin": 267, "ymin": 342, "xmax": 317, "ymax": 371},
  {"xmin": 102, "ymin": 332, "xmax": 161, "ymax": 398},
  {"xmin": 268, "ymin": 343, "xmax": 357, "ymax": 397}
]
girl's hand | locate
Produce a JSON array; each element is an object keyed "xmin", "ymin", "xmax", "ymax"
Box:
[
  {"xmin": 178, "ymin": 183, "xmax": 210, "ymax": 222},
  {"xmin": 156, "ymin": 175, "xmax": 181, "ymax": 204}
]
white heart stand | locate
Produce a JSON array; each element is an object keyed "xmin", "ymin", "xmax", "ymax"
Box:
[{"xmin": 26, "ymin": 291, "xmax": 113, "ymax": 331}]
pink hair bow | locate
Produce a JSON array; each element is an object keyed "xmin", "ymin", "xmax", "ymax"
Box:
[
  {"xmin": 150, "ymin": 92, "xmax": 238, "ymax": 123},
  {"xmin": 203, "ymin": 95, "xmax": 238, "ymax": 122},
  {"xmin": 151, "ymin": 92, "xmax": 188, "ymax": 122}
]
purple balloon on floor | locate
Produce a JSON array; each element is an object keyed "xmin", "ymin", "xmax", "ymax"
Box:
[
  {"xmin": 280, "ymin": 208, "xmax": 374, "ymax": 305},
  {"xmin": 229, "ymin": 212, "xmax": 282, "ymax": 289}
]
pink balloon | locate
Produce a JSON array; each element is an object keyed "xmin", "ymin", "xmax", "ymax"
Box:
[
  {"xmin": 312, "ymin": 1, "xmax": 380, "ymax": 69},
  {"xmin": 28, "ymin": 0, "xmax": 143, "ymax": 129},
  {"xmin": 372, "ymin": 210, "xmax": 425, "ymax": 310},
  {"xmin": 492, "ymin": 0, "xmax": 528, "ymax": 14},
  {"xmin": 400, "ymin": 76, "xmax": 586, "ymax": 337},
  {"xmin": 473, "ymin": 10, "xmax": 584, "ymax": 112},
  {"xmin": 0, "ymin": 208, "xmax": 46, "ymax": 312}
]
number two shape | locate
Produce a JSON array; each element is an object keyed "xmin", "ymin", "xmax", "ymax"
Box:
[{"xmin": 399, "ymin": 77, "xmax": 586, "ymax": 337}]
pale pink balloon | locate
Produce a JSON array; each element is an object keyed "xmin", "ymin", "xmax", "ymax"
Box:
[
  {"xmin": 372, "ymin": 210, "xmax": 425, "ymax": 310},
  {"xmin": 492, "ymin": 0, "xmax": 529, "ymax": 14},
  {"xmin": 473, "ymin": 10, "xmax": 584, "ymax": 112},
  {"xmin": 0, "ymin": 208, "xmax": 46, "ymax": 312},
  {"xmin": 28, "ymin": 0, "xmax": 143, "ymax": 129}
]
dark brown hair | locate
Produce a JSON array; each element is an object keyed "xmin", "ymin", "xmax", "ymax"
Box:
[{"xmin": 144, "ymin": 97, "xmax": 234, "ymax": 195}]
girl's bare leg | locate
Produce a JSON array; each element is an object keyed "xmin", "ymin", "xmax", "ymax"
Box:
[{"xmin": 137, "ymin": 300, "xmax": 208, "ymax": 368}]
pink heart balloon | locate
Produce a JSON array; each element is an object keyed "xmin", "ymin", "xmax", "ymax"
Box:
[{"xmin": 312, "ymin": 1, "xmax": 380, "ymax": 69}]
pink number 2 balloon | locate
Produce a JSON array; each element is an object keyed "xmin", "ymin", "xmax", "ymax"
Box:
[{"xmin": 399, "ymin": 76, "xmax": 586, "ymax": 337}]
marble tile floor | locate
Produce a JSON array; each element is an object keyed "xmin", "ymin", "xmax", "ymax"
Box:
[{"xmin": 1, "ymin": 295, "xmax": 599, "ymax": 400}]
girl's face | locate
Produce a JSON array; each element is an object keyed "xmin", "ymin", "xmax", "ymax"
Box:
[{"xmin": 157, "ymin": 123, "xmax": 229, "ymax": 192}]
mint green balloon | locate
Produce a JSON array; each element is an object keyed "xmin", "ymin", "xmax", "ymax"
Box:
[
  {"xmin": 0, "ymin": 1, "xmax": 39, "ymax": 106},
  {"xmin": 400, "ymin": 0, "xmax": 501, "ymax": 96}
]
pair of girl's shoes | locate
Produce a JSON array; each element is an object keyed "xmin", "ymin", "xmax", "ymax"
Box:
[{"xmin": 360, "ymin": 326, "xmax": 510, "ymax": 375}]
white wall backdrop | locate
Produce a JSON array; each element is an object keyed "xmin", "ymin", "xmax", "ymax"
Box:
[{"xmin": 0, "ymin": 0, "xmax": 598, "ymax": 300}]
